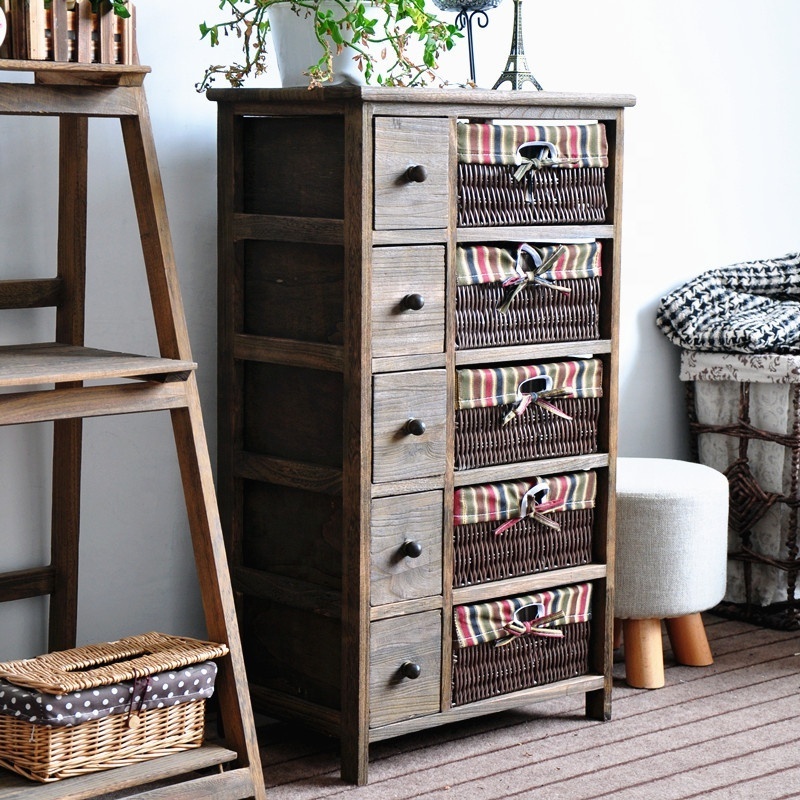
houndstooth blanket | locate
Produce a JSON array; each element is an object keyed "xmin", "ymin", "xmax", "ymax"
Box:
[{"xmin": 656, "ymin": 251, "xmax": 800, "ymax": 354}]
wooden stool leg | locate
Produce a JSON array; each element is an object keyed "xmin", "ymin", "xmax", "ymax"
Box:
[
  {"xmin": 622, "ymin": 618, "xmax": 665, "ymax": 689},
  {"xmin": 665, "ymin": 613, "xmax": 713, "ymax": 666}
]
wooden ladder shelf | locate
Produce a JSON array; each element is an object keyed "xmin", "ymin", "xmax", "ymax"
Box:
[{"xmin": 0, "ymin": 60, "xmax": 266, "ymax": 800}]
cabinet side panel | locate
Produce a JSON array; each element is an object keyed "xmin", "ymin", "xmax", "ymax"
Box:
[{"xmin": 242, "ymin": 116, "xmax": 345, "ymax": 219}]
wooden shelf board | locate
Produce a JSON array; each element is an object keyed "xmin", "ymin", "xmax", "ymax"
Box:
[
  {"xmin": 455, "ymin": 340, "xmax": 612, "ymax": 367},
  {"xmin": 0, "ymin": 59, "xmax": 149, "ymax": 86},
  {"xmin": 452, "ymin": 564, "xmax": 608, "ymax": 606},
  {"xmin": 0, "ymin": 744, "xmax": 238, "ymax": 800},
  {"xmin": 0, "ymin": 343, "xmax": 195, "ymax": 387},
  {"xmin": 455, "ymin": 224, "xmax": 615, "ymax": 244},
  {"xmin": 454, "ymin": 453, "xmax": 610, "ymax": 488},
  {"xmin": 369, "ymin": 674, "xmax": 607, "ymax": 743}
]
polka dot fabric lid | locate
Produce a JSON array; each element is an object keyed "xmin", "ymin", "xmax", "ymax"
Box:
[{"xmin": 0, "ymin": 661, "xmax": 217, "ymax": 727}]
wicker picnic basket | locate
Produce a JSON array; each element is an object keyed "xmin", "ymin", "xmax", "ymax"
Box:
[
  {"xmin": 454, "ymin": 359, "xmax": 603, "ymax": 470},
  {"xmin": 451, "ymin": 583, "xmax": 592, "ymax": 705},
  {"xmin": 0, "ymin": 632, "xmax": 228, "ymax": 782},
  {"xmin": 455, "ymin": 241, "xmax": 603, "ymax": 349},
  {"xmin": 0, "ymin": 0, "xmax": 136, "ymax": 64},
  {"xmin": 457, "ymin": 122, "xmax": 609, "ymax": 227},
  {"xmin": 453, "ymin": 471, "xmax": 596, "ymax": 587}
]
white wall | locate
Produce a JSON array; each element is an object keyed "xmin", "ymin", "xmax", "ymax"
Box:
[{"xmin": 1, "ymin": 0, "xmax": 798, "ymax": 658}]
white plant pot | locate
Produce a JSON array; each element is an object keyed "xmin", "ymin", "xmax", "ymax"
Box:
[{"xmin": 269, "ymin": 1, "xmax": 389, "ymax": 87}]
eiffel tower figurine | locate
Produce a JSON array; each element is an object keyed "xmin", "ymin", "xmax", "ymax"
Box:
[{"xmin": 493, "ymin": 0, "xmax": 543, "ymax": 90}]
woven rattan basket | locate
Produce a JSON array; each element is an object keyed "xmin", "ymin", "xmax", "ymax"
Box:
[
  {"xmin": 452, "ymin": 620, "xmax": 591, "ymax": 705},
  {"xmin": 455, "ymin": 242, "xmax": 603, "ymax": 350},
  {"xmin": 456, "ymin": 122, "xmax": 609, "ymax": 228},
  {"xmin": 453, "ymin": 472, "xmax": 597, "ymax": 588},
  {"xmin": 457, "ymin": 277, "xmax": 601, "ymax": 349},
  {"xmin": 451, "ymin": 583, "xmax": 593, "ymax": 706},
  {"xmin": 455, "ymin": 396, "xmax": 601, "ymax": 471},
  {"xmin": 458, "ymin": 164, "xmax": 607, "ymax": 227},
  {"xmin": 0, "ymin": 632, "xmax": 227, "ymax": 782}
]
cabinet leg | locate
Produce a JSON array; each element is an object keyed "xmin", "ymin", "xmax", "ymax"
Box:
[
  {"xmin": 622, "ymin": 618, "xmax": 664, "ymax": 689},
  {"xmin": 665, "ymin": 613, "xmax": 713, "ymax": 667}
]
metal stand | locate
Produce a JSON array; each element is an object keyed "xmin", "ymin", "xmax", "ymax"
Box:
[
  {"xmin": 493, "ymin": 0, "xmax": 542, "ymax": 90},
  {"xmin": 455, "ymin": 8, "xmax": 491, "ymax": 84}
]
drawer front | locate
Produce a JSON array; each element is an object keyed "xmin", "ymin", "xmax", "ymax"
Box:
[
  {"xmin": 371, "ymin": 490, "xmax": 443, "ymax": 607},
  {"xmin": 374, "ymin": 117, "xmax": 450, "ymax": 231},
  {"xmin": 373, "ymin": 369, "xmax": 447, "ymax": 484},
  {"xmin": 369, "ymin": 610, "xmax": 442, "ymax": 728},
  {"xmin": 372, "ymin": 245, "xmax": 445, "ymax": 358}
]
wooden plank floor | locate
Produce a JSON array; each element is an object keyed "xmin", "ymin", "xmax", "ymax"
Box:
[
  {"xmin": 11, "ymin": 615, "xmax": 800, "ymax": 799},
  {"xmin": 256, "ymin": 615, "xmax": 800, "ymax": 799}
]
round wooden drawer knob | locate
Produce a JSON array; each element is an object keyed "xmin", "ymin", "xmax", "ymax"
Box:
[
  {"xmin": 402, "ymin": 293, "xmax": 425, "ymax": 311},
  {"xmin": 401, "ymin": 661, "xmax": 422, "ymax": 680},
  {"xmin": 402, "ymin": 540, "xmax": 423, "ymax": 559},
  {"xmin": 404, "ymin": 164, "xmax": 428, "ymax": 183},
  {"xmin": 405, "ymin": 418, "xmax": 427, "ymax": 436}
]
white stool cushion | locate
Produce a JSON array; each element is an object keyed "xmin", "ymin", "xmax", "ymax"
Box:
[{"xmin": 614, "ymin": 458, "xmax": 728, "ymax": 619}]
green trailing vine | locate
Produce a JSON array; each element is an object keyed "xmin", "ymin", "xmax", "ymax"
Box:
[{"xmin": 197, "ymin": 0, "xmax": 460, "ymax": 91}]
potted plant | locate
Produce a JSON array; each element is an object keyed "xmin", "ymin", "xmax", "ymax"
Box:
[{"xmin": 197, "ymin": 0, "xmax": 460, "ymax": 90}]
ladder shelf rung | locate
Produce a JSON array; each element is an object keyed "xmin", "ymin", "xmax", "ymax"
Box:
[{"xmin": 0, "ymin": 343, "xmax": 195, "ymax": 388}]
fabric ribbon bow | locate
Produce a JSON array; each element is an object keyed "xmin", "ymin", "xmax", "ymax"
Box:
[
  {"xmin": 513, "ymin": 141, "xmax": 560, "ymax": 181},
  {"xmin": 495, "ymin": 609, "xmax": 567, "ymax": 646},
  {"xmin": 493, "ymin": 482, "xmax": 563, "ymax": 536},
  {"xmin": 498, "ymin": 243, "xmax": 571, "ymax": 313},
  {"xmin": 502, "ymin": 374, "xmax": 576, "ymax": 426}
]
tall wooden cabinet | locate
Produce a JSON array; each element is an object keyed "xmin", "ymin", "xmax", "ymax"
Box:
[{"xmin": 211, "ymin": 87, "xmax": 635, "ymax": 785}]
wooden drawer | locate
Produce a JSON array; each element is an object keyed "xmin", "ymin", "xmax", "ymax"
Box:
[
  {"xmin": 369, "ymin": 610, "xmax": 442, "ymax": 728},
  {"xmin": 373, "ymin": 117, "xmax": 449, "ymax": 231},
  {"xmin": 372, "ymin": 369, "xmax": 447, "ymax": 484},
  {"xmin": 372, "ymin": 245, "xmax": 445, "ymax": 358},
  {"xmin": 370, "ymin": 490, "xmax": 443, "ymax": 606}
]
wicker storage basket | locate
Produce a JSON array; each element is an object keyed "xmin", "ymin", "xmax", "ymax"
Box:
[
  {"xmin": 453, "ymin": 471, "xmax": 596, "ymax": 587},
  {"xmin": 457, "ymin": 122, "xmax": 608, "ymax": 227},
  {"xmin": 682, "ymin": 350, "xmax": 800, "ymax": 631},
  {"xmin": 456, "ymin": 241, "xmax": 602, "ymax": 349},
  {"xmin": 0, "ymin": 632, "xmax": 227, "ymax": 782},
  {"xmin": 455, "ymin": 359, "xmax": 603, "ymax": 470},
  {"xmin": 452, "ymin": 583, "xmax": 592, "ymax": 705}
]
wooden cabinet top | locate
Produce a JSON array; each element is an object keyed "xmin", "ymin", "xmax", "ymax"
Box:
[{"xmin": 207, "ymin": 86, "xmax": 636, "ymax": 111}]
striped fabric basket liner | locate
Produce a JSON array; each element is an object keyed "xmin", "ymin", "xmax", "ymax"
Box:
[
  {"xmin": 456, "ymin": 241, "xmax": 603, "ymax": 349},
  {"xmin": 455, "ymin": 359, "xmax": 603, "ymax": 470},
  {"xmin": 0, "ymin": 632, "xmax": 227, "ymax": 782},
  {"xmin": 452, "ymin": 582, "xmax": 593, "ymax": 705},
  {"xmin": 457, "ymin": 122, "xmax": 609, "ymax": 227},
  {"xmin": 453, "ymin": 471, "xmax": 597, "ymax": 587}
]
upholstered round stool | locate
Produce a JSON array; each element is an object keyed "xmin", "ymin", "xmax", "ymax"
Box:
[{"xmin": 614, "ymin": 457, "xmax": 728, "ymax": 688}]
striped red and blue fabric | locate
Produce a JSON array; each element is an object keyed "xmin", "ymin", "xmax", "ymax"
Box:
[
  {"xmin": 456, "ymin": 359, "xmax": 603, "ymax": 410},
  {"xmin": 457, "ymin": 122, "xmax": 608, "ymax": 168},
  {"xmin": 454, "ymin": 583, "xmax": 593, "ymax": 648},
  {"xmin": 453, "ymin": 471, "xmax": 597, "ymax": 527},
  {"xmin": 456, "ymin": 242, "xmax": 602, "ymax": 287}
]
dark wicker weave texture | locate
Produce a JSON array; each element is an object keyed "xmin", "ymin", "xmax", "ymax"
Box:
[
  {"xmin": 451, "ymin": 620, "xmax": 590, "ymax": 706},
  {"xmin": 453, "ymin": 508, "xmax": 594, "ymax": 587},
  {"xmin": 455, "ymin": 397, "xmax": 601, "ymax": 470},
  {"xmin": 686, "ymin": 381, "xmax": 800, "ymax": 631},
  {"xmin": 456, "ymin": 278, "xmax": 601, "ymax": 349},
  {"xmin": 457, "ymin": 164, "xmax": 607, "ymax": 227}
]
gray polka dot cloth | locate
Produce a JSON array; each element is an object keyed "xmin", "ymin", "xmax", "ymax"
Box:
[{"xmin": 0, "ymin": 661, "xmax": 217, "ymax": 727}]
